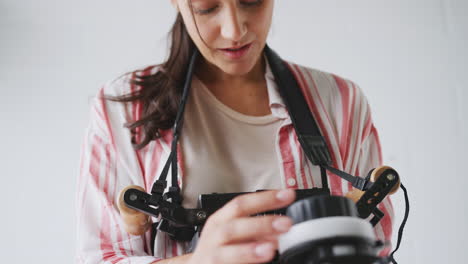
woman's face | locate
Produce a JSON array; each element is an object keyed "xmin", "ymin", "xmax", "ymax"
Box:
[{"xmin": 174, "ymin": 0, "xmax": 274, "ymax": 78}]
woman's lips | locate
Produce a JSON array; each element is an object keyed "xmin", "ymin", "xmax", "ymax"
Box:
[{"xmin": 219, "ymin": 43, "xmax": 252, "ymax": 60}]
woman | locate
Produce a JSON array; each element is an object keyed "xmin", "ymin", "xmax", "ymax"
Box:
[{"xmin": 76, "ymin": 0, "xmax": 394, "ymax": 263}]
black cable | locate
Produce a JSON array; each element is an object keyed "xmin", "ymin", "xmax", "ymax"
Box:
[
  {"xmin": 170, "ymin": 49, "xmax": 199, "ymax": 190},
  {"xmin": 387, "ymin": 183, "xmax": 410, "ymax": 264},
  {"xmin": 173, "ymin": 49, "xmax": 199, "ymax": 136}
]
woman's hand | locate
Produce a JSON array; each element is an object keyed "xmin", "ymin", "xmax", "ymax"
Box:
[{"xmin": 188, "ymin": 189, "xmax": 296, "ymax": 264}]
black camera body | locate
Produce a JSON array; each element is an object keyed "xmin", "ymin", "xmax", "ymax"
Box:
[{"xmin": 198, "ymin": 187, "xmax": 330, "ymax": 217}]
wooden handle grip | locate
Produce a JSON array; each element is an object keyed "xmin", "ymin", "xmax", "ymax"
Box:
[
  {"xmin": 369, "ymin": 165, "xmax": 401, "ymax": 195},
  {"xmin": 118, "ymin": 185, "xmax": 151, "ymax": 236},
  {"xmin": 345, "ymin": 165, "xmax": 401, "ymax": 203}
]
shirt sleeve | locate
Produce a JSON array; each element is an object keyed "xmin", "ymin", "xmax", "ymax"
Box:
[
  {"xmin": 75, "ymin": 89, "xmax": 161, "ymax": 264},
  {"xmin": 357, "ymin": 117, "xmax": 395, "ymax": 257}
]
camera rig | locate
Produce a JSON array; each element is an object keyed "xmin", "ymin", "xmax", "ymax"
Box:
[{"xmin": 124, "ymin": 165, "xmax": 400, "ymax": 241}]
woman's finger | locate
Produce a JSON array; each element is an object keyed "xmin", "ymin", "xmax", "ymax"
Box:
[
  {"xmin": 214, "ymin": 215, "xmax": 292, "ymax": 244},
  {"xmin": 255, "ymin": 234, "xmax": 280, "ymax": 248},
  {"xmin": 213, "ymin": 242, "xmax": 277, "ymax": 264},
  {"xmin": 210, "ymin": 189, "xmax": 295, "ymax": 222}
]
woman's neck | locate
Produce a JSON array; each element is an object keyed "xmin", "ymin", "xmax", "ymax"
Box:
[
  {"xmin": 195, "ymin": 55, "xmax": 266, "ymax": 87},
  {"xmin": 194, "ymin": 56, "xmax": 271, "ymax": 116}
]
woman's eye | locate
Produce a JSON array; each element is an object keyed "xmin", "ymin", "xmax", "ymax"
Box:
[
  {"xmin": 195, "ymin": 6, "xmax": 218, "ymax": 15},
  {"xmin": 240, "ymin": 0, "xmax": 263, "ymax": 7},
  {"xmin": 195, "ymin": 0, "xmax": 264, "ymax": 15}
]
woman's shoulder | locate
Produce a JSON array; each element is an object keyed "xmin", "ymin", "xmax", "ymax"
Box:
[
  {"xmin": 87, "ymin": 64, "xmax": 162, "ymax": 142},
  {"xmin": 283, "ymin": 61, "xmax": 373, "ymax": 132},
  {"xmin": 96, "ymin": 64, "xmax": 163, "ymax": 122},
  {"xmin": 283, "ymin": 61, "xmax": 366, "ymax": 100},
  {"xmin": 100, "ymin": 64, "xmax": 162, "ymax": 97}
]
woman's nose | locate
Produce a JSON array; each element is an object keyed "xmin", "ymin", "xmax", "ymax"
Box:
[{"xmin": 220, "ymin": 7, "xmax": 247, "ymax": 42}]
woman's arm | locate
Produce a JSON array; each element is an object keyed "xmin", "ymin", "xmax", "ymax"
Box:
[{"xmin": 76, "ymin": 92, "xmax": 158, "ymax": 263}]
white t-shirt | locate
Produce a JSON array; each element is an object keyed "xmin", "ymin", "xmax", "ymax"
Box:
[{"xmin": 180, "ymin": 74, "xmax": 284, "ymax": 208}]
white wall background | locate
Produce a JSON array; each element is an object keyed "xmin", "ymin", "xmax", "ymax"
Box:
[{"xmin": 1, "ymin": 0, "xmax": 466, "ymax": 263}]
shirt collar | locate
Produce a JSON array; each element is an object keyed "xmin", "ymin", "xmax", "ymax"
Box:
[{"xmin": 264, "ymin": 55, "xmax": 289, "ymax": 119}]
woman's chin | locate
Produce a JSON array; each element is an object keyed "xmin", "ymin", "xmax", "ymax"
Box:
[
  {"xmin": 221, "ymin": 66, "xmax": 253, "ymax": 77},
  {"xmin": 217, "ymin": 60, "xmax": 259, "ymax": 78}
]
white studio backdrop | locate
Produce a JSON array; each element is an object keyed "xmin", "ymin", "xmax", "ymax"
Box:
[{"xmin": 0, "ymin": 0, "xmax": 466, "ymax": 263}]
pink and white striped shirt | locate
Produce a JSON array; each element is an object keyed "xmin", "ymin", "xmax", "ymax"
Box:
[{"xmin": 76, "ymin": 60, "xmax": 394, "ymax": 263}]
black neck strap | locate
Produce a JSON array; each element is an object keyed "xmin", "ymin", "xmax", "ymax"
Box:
[{"xmin": 264, "ymin": 46, "xmax": 332, "ymax": 189}]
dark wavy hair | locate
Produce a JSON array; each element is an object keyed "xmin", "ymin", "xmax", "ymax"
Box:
[{"xmin": 104, "ymin": 12, "xmax": 196, "ymax": 150}]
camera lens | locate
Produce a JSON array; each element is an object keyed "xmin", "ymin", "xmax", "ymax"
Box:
[{"xmin": 278, "ymin": 196, "xmax": 382, "ymax": 264}]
